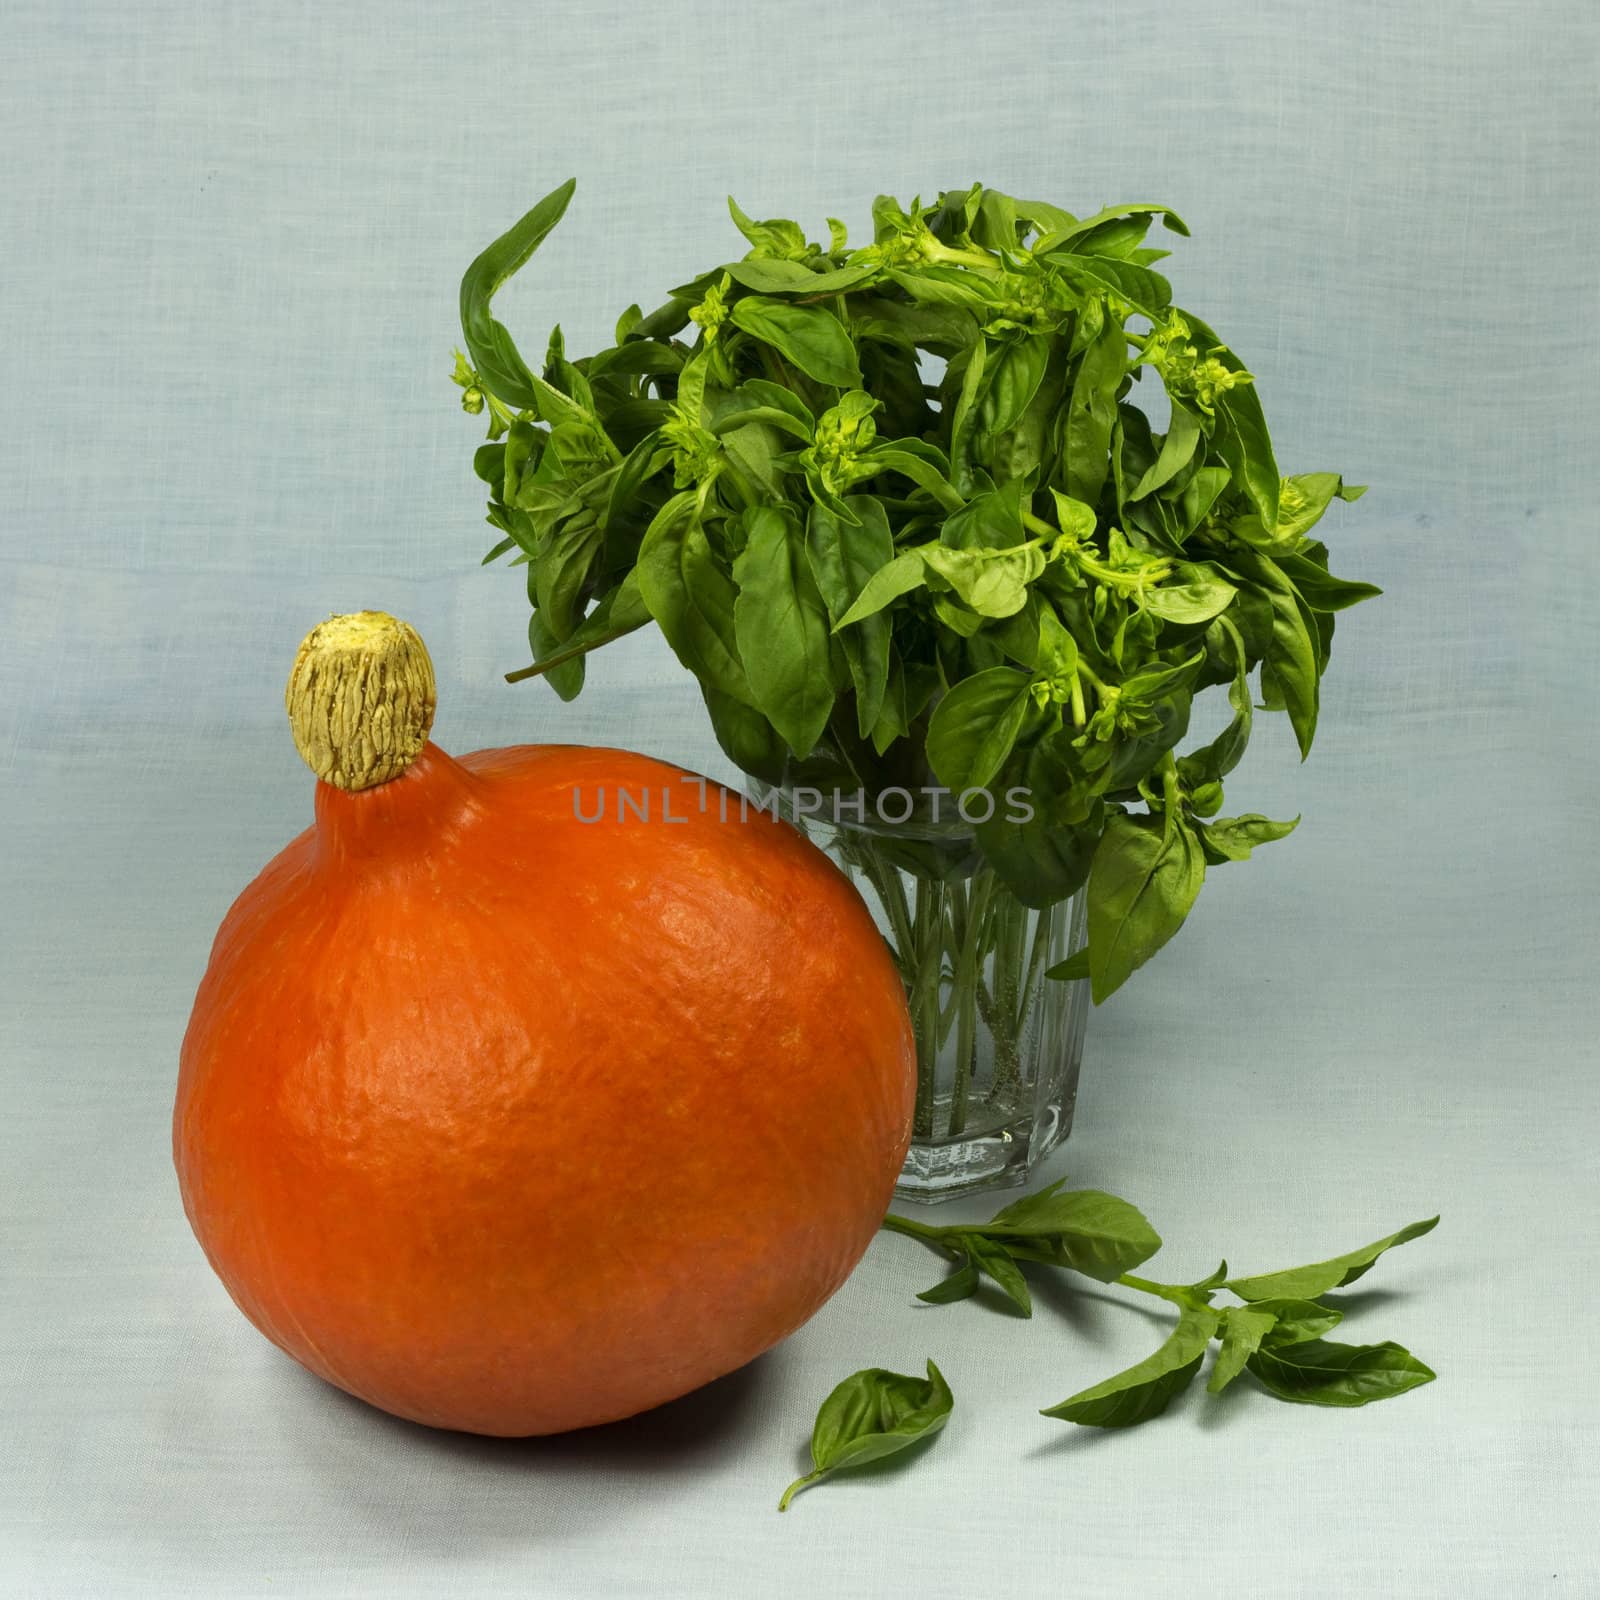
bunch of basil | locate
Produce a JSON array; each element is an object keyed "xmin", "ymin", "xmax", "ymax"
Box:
[{"xmin": 453, "ymin": 179, "xmax": 1376, "ymax": 1001}]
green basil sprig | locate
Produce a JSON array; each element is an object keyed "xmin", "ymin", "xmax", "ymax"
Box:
[
  {"xmin": 454, "ymin": 180, "xmax": 1377, "ymax": 1000},
  {"xmin": 785, "ymin": 1190, "xmax": 1436, "ymax": 1508},
  {"xmin": 881, "ymin": 1185, "xmax": 1436, "ymax": 1426}
]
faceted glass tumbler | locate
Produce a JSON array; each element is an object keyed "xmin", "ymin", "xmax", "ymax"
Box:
[{"xmin": 760, "ymin": 786, "xmax": 1091, "ymax": 1204}]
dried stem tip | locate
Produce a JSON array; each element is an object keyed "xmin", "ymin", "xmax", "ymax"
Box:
[{"xmin": 285, "ymin": 612, "xmax": 437, "ymax": 791}]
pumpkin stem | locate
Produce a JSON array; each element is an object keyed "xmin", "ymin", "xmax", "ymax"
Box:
[{"xmin": 285, "ymin": 612, "xmax": 437, "ymax": 791}]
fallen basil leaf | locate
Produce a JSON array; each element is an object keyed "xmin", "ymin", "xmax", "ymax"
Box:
[{"xmin": 779, "ymin": 1360, "xmax": 953, "ymax": 1511}]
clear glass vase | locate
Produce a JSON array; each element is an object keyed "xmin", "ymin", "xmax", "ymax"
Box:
[{"xmin": 753, "ymin": 784, "xmax": 1091, "ymax": 1204}]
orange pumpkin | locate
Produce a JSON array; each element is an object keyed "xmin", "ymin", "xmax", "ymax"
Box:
[{"xmin": 173, "ymin": 612, "xmax": 915, "ymax": 1436}]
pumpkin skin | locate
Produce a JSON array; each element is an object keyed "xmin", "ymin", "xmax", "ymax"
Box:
[{"xmin": 174, "ymin": 740, "xmax": 916, "ymax": 1436}]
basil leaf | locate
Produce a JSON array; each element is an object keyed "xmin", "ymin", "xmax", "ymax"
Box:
[
  {"xmin": 1060, "ymin": 315, "xmax": 1126, "ymax": 507},
  {"xmin": 948, "ymin": 336, "xmax": 990, "ymax": 495},
  {"xmin": 733, "ymin": 505, "xmax": 835, "ymax": 758},
  {"xmin": 921, "ymin": 543, "xmax": 1045, "ymax": 619},
  {"xmin": 1037, "ymin": 201, "xmax": 1190, "ymax": 250},
  {"xmin": 1012, "ymin": 197, "xmax": 1079, "ymax": 236},
  {"xmin": 713, "ymin": 404, "xmax": 814, "ymax": 445},
  {"xmin": 602, "ymin": 431, "xmax": 671, "ymax": 540},
  {"xmin": 833, "ymin": 549, "xmax": 929, "ymax": 628},
  {"xmin": 1226, "ymin": 1216, "xmax": 1440, "ymax": 1302},
  {"xmin": 966, "ymin": 1234, "xmax": 1033, "ymax": 1316},
  {"xmin": 806, "ymin": 498, "xmax": 894, "ymax": 736},
  {"xmin": 1141, "ymin": 565, "xmax": 1237, "ymax": 624},
  {"xmin": 1049, "ymin": 253, "xmax": 1173, "ymax": 320},
  {"xmin": 1048, "ymin": 488, "xmax": 1098, "ymax": 543},
  {"xmin": 1246, "ymin": 1339, "xmax": 1436, "ymax": 1408},
  {"xmin": 977, "ymin": 730, "xmax": 1101, "ymax": 907},
  {"xmin": 726, "ymin": 197, "xmax": 808, "ymax": 258},
  {"xmin": 1271, "ymin": 471, "xmax": 1359, "ymax": 543},
  {"xmin": 636, "ymin": 492, "xmax": 756, "ymax": 708},
  {"xmin": 725, "ymin": 413, "xmax": 790, "ymax": 493},
  {"xmin": 736, "ymin": 378, "xmax": 817, "ymax": 433},
  {"xmin": 1176, "ymin": 616, "xmax": 1252, "ymax": 786},
  {"xmin": 1231, "ymin": 552, "xmax": 1321, "ymax": 759},
  {"xmin": 977, "ymin": 807, "xmax": 1098, "ymax": 911},
  {"xmin": 1067, "ymin": 215, "xmax": 1157, "ymax": 261},
  {"xmin": 984, "ymin": 1180, "xmax": 1162, "ymax": 1281},
  {"xmin": 916, "ymin": 1257, "xmax": 981, "ymax": 1305},
  {"xmin": 1129, "ymin": 401, "xmax": 1202, "ymax": 501},
  {"xmin": 507, "ymin": 571, "xmax": 651, "ymax": 689},
  {"xmin": 1085, "ymin": 810, "xmax": 1206, "ymax": 1003},
  {"xmin": 474, "ymin": 440, "xmax": 508, "ymax": 488},
  {"xmin": 971, "ymin": 188, "xmax": 1021, "ymax": 251},
  {"xmin": 729, "ymin": 296, "xmax": 862, "ymax": 388},
  {"xmin": 527, "ymin": 610, "xmax": 584, "ymax": 702},
  {"xmin": 1182, "ymin": 309, "xmax": 1278, "ymax": 528},
  {"xmin": 585, "ymin": 339, "xmax": 684, "ymax": 381},
  {"xmin": 535, "ymin": 517, "xmax": 602, "ymax": 640},
  {"xmin": 1207, "ymin": 1305, "xmax": 1279, "ymax": 1394},
  {"xmin": 863, "ymin": 447, "xmax": 966, "ymax": 512},
  {"xmin": 943, "ymin": 479, "xmax": 1029, "ymax": 550},
  {"xmin": 1175, "ymin": 464, "xmax": 1232, "ymax": 540},
  {"xmin": 979, "ymin": 334, "xmax": 1052, "ymax": 437},
  {"xmin": 1041, "ymin": 1305, "xmax": 1220, "ymax": 1426},
  {"xmin": 850, "ymin": 294, "xmax": 978, "ymax": 353},
  {"xmin": 459, "ymin": 177, "xmax": 576, "ymax": 411},
  {"xmin": 1213, "ymin": 382, "xmax": 1281, "ymax": 531},
  {"xmin": 1102, "ymin": 692, "xmax": 1193, "ymax": 792},
  {"xmin": 723, "ymin": 258, "xmax": 876, "ymax": 296},
  {"xmin": 1200, "ymin": 812, "xmax": 1299, "ymax": 863},
  {"xmin": 779, "ymin": 1360, "xmax": 954, "ymax": 1511},
  {"xmin": 702, "ymin": 684, "xmax": 787, "ymax": 784},
  {"xmin": 1249, "ymin": 1298, "xmax": 1345, "ymax": 1347},
  {"xmin": 925, "ymin": 667, "xmax": 1032, "ymax": 790},
  {"xmin": 1277, "ymin": 550, "xmax": 1384, "ymax": 613},
  {"xmin": 886, "ymin": 264, "xmax": 998, "ymax": 309},
  {"xmin": 1044, "ymin": 947, "xmax": 1091, "ymax": 983}
]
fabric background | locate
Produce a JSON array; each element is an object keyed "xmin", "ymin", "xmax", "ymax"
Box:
[{"xmin": 2, "ymin": 1, "xmax": 1596, "ymax": 1595}]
